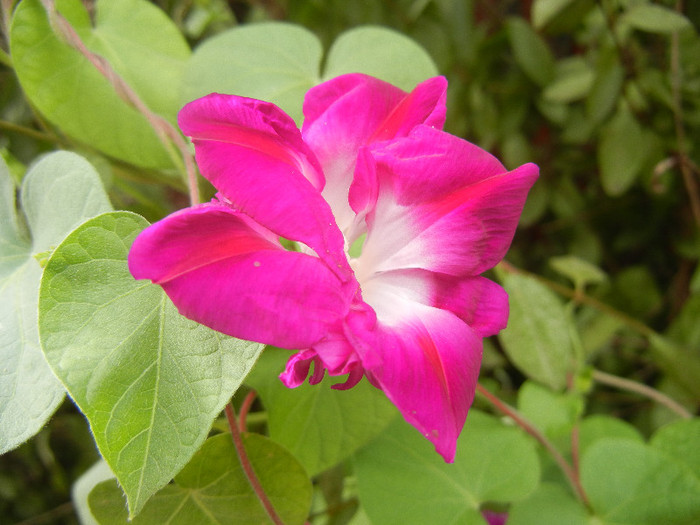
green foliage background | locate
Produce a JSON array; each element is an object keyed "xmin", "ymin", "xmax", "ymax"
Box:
[{"xmin": 1, "ymin": 0, "xmax": 699, "ymax": 524}]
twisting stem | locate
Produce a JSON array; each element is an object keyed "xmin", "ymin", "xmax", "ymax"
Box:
[
  {"xmin": 592, "ymin": 369, "xmax": 693, "ymax": 419},
  {"xmin": 38, "ymin": 0, "xmax": 200, "ymax": 206},
  {"xmin": 225, "ymin": 403, "xmax": 285, "ymax": 525},
  {"xmin": 476, "ymin": 384, "xmax": 590, "ymax": 506}
]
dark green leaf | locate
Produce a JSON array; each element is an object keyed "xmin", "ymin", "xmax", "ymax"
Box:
[
  {"xmin": 531, "ymin": 0, "xmax": 579, "ymax": 29},
  {"xmin": 598, "ymin": 105, "xmax": 649, "ymax": 196},
  {"xmin": 507, "ymin": 17, "xmax": 555, "ymax": 86}
]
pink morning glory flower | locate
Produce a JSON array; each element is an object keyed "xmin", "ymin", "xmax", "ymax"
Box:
[{"xmin": 128, "ymin": 74, "xmax": 538, "ymax": 462}]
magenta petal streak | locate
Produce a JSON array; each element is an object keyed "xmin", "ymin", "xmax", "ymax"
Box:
[{"xmin": 128, "ymin": 73, "xmax": 538, "ymax": 462}]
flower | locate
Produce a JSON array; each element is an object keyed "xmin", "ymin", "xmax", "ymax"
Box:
[{"xmin": 128, "ymin": 74, "xmax": 538, "ymax": 462}]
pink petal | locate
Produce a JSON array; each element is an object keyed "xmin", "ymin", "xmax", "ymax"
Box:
[
  {"xmin": 301, "ymin": 74, "xmax": 447, "ymax": 235},
  {"xmin": 129, "ymin": 203, "xmax": 353, "ymax": 348},
  {"xmin": 280, "ymin": 303, "xmax": 372, "ymax": 390},
  {"xmin": 358, "ymin": 126, "xmax": 539, "ymax": 277},
  {"xmin": 178, "ymin": 94, "xmax": 351, "ymax": 280},
  {"xmin": 360, "ymin": 269, "xmax": 509, "ymax": 338},
  {"xmin": 354, "ymin": 299, "xmax": 483, "ymax": 463}
]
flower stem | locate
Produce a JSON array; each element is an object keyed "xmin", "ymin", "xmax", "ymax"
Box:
[
  {"xmin": 592, "ymin": 369, "xmax": 693, "ymax": 419},
  {"xmin": 225, "ymin": 403, "xmax": 285, "ymax": 525},
  {"xmin": 476, "ymin": 383, "xmax": 590, "ymax": 506}
]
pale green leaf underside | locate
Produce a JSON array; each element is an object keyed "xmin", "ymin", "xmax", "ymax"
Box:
[
  {"xmin": 89, "ymin": 433, "xmax": 312, "ymax": 525},
  {"xmin": 0, "ymin": 152, "xmax": 111, "ymax": 454},
  {"xmin": 38, "ymin": 211, "xmax": 263, "ymax": 516}
]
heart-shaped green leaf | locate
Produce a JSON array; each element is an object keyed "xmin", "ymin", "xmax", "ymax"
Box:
[
  {"xmin": 88, "ymin": 433, "xmax": 312, "ymax": 525},
  {"xmin": 182, "ymin": 22, "xmax": 437, "ymax": 124},
  {"xmin": 182, "ymin": 22, "xmax": 322, "ymax": 125},
  {"xmin": 581, "ymin": 438, "xmax": 700, "ymax": 524},
  {"xmin": 38, "ymin": 211, "xmax": 264, "ymax": 516},
  {"xmin": 0, "ymin": 152, "xmax": 111, "ymax": 454},
  {"xmin": 322, "ymin": 25, "xmax": 438, "ymax": 89},
  {"xmin": 354, "ymin": 411, "xmax": 540, "ymax": 524},
  {"xmin": 10, "ymin": 0, "xmax": 190, "ymax": 168}
]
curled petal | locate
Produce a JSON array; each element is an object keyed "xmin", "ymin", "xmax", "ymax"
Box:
[
  {"xmin": 129, "ymin": 204, "xmax": 352, "ymax": 348},
  {"xmin": 358, "ymin": 127, "xmax": 539, "ymax": 277},
  {"xmin": 178, "ymin": 94, "xmax": 351, "ymax": 280},
  {"xmin": 302, "ymin": 74, "xmax": 447, "ymax": 234},
  {"xmin": 280, "ymin": 349, "xmax": 323, "ymax": 388},
  {"xmin": 280, "ymin": 315, "xmax": 367, "ymax": 390}
]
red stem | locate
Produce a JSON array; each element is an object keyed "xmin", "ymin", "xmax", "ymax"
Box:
[
  {"xmin": 238, "ymin": 390, "xmax": 258, "ymax": 433},
  {"xmin": 225, "ymin": 403, "xmax": 285, "ymax": 525},
  {"xmin": 476, "ymin": 384, "xmax": 590, "ymax": 506}
]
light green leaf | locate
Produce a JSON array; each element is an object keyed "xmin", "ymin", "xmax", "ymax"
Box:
[
  {"xmin": 517, "ymin": 381, "xmax": 584, "ymax": 451},
  {"xmin": 182, "ymin": 23, "xmax": 438, "ymax": 125},
  {"xmin": 507, "ymin": 17, "xmax": 555, "ymax": 86},
  {"xmin": 650, "ymin": 418, "xmax": 700, "ymax": 478},
  {"xmin": 577, "ymin": 415, "xmax": 643, "ymax": 459},
  {"xmin": 508, "ymin": 483, "xmax": 589, "ymax": 525},
  {"xmin": 0, "ymin": 152, "xmax": 111, "ymax": 454},
  {"xmin": 498, "ymin": 273, "xmax": 575, "ymax": 390},
  {"xmin": 581, "ymin": 438, "xmax": 700, "ymax": 524},
  {"xmin": 38, "ymin": 211, "xmax": 263, "ymax": 516},
  {"xmin": 532, "ymin": 0, "xmax": 579, "ymax": 29},
  {"xmin": 354, "ymin": 411, "xmax": 540, "ymax": 525},
  {"xmin": 543, "ymin": 58, "xmax": 594, "ymax": 103},
  {"xmin": 245, "ymin": 349, "xmax": 397, "ymax": 476},
  {"xmin": 88, "ymin": 433, "xmax": 312, "ymax": 525},
  {"xmin": 10, "ymin": 0, "xmax": 190, "ymax": 168},
  {"xmin": 623, "ymin": 4, "xmax": 692, "ymax": 35},
  {"xmin": 182, "ymin": 22, "xmax": 322, "ymax": 125},
  {"xmin": 598, "ymin": 105, "xmax": 649, "ymax": 196},
  {"xmin": 323, "ymin": 26, "xmax": 438, "ymax": 90},
  {"xmin": 549, "ymin": 255, "xmax": 607, "ymax": 289}
]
